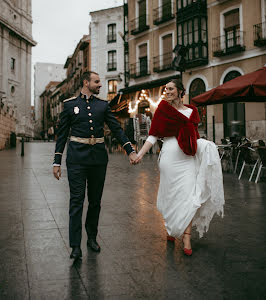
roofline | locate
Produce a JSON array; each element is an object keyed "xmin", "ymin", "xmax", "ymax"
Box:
[
  {"xmin": 0, "ymin": 15, "xmax": 37, "ymax": 46},
  {"xmin": 89, "ymin": 5, "xmax": 123, "ymax": 15}
]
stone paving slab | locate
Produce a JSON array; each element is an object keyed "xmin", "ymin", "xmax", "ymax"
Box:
[{"xmin": 0, "ymin": 142, "xmax": 266, "ymax": 299}]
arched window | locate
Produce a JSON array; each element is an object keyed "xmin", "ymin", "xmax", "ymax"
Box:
[
  {"xmin": 223, "ymin": 71, "xmax": 245, "ymax": 137},
  {"xmin": 223, "ymin": 70, "xmax": 241, "ymax": 83},
  {"xmin": 189, "ymin": 78, "xmax": 207, "ymax": 134}
]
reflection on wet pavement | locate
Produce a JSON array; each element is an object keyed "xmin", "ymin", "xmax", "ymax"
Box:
[{"xmin": 0, "ymin": 142, "xmax": 266, "ymax": 299}]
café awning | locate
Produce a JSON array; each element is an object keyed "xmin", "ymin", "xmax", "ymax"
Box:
[{"xmin": 191, "ymin": 67, "xmax": 266, "ymax": 106}]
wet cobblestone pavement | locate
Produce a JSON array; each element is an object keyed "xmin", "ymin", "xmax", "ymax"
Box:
[{"xmin": 0, "ymin": 142, "xmax": 266, "ymax": 299}]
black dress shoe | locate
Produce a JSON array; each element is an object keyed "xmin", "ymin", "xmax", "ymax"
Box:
[
  {"xmin": 70, "ymin": 246, "xmax": 82, "ymax": 259},
  {"xmin": 87, "ymin": 238, "xmax": 101, "ymax": 252}
]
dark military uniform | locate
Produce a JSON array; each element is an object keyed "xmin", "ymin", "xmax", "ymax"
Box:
[{"xmin": 54, "ymin": 92, "xmax": 134, "ymax": 247}]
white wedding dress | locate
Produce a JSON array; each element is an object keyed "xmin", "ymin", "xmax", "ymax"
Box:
[{"xmin": 147, "ymin": 108, "xmax": 224, "ymax": 238}]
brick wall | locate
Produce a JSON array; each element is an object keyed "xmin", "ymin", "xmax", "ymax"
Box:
[{"xmin": 0, "ymin": 107, "xmax": 16, "ymax": 150}]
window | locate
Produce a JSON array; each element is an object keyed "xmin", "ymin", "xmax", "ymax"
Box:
[
  {"xmin": 131, "ymin": 0, "xmax": 149, "ymax": 35},
  {"xmin": 108, "ymin": 80, "xmax": 117, "ymax": 101},
  {"xmin": 11, "ymin": 86, "xmax": 15, "ymax": 95},
  {"xmin": 11, "ymin": 58, "xmax": 15, "ymax": 71},
  {"xmin": 139, "ymin": 43, "xmax": 148, "ymax": 75},
  {"xmin": 177, "ymin": 18, "xmax": 208, "ymax": 66},
  {"xmin": 213, "ymin": 7, "xmax": 244, "ymax": 56},
  {"xmin": 224, "ymin": 9, "xmax": 241, "ymax": 48},
  {"xmin": 162, "ymin": 0, "xmax": 172, "ymax": 20},
  {"xmin": 107, "ymin": 51, "xmax": 117, "ymax": 71},
  {"xmin": 138, "ymin": 0, "xmax": 147, "ymax": 28},
  {"xmin": 107, "ymin": 24, "xmax": 116, "ymax": 43},
  {"xmin": 176, "ymin": 1, "xmax": 208, "ymax": 68},
  {"xmin": 162, "ymin": 34, "xmax": 172, "ymax": 67}
]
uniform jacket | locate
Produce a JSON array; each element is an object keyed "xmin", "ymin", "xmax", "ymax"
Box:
[
  {"xmin": 53, "ymin": 93, "xmax": 134, "ymax": 166},
  {"xmin": 149, "ymin": 100, "xmax": 200, "ymax": 156}
]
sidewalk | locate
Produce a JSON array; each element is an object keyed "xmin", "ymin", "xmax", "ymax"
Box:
[{"xmin": 0, "ymin": 142, "xmax": 266, "ymax": 299}]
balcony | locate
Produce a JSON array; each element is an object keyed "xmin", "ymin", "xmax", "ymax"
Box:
[
  {"xmin": 153, "ymin": 1, "xmax": 175, "ymax": 25},
  {"xmin": 254, "ymin": 22, "xmax": 266, "ymax": 47},
  {"xmin": 107, "ymin": 35, "xmax": 116, "ymax": 43},
  {"xmin": 130, "ymin": 15, "xmax": 149, "ymax": 35},
  {"xmin": 153, "ymin": 52, "xmax": 173, "ymax": 72},
  {"xmin": 213, "ymin": 28, "xmax": 245, "ymax": 57},
  {"xmin": 107, "ymin": 62, "xmax": 117, "ymax": 72},
  {"xmin": 130, "ymin": 61, "xmax": 150, "ymax": 78},
  {"xmin": 177, "ymin": 0, "xmax": 207, "ymax": 22}
]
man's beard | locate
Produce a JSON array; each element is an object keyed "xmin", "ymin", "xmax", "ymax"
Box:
[{"xmin": 89, "ymin": 87, "xmax": 100, "ymax": 94}]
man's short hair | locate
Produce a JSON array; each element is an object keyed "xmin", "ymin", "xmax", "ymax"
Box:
[{"xmin": 80, "ymin": 71, "xmax": 99, "ymax": 87}]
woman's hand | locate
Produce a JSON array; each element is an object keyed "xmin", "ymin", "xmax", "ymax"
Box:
[{"xmin": 134, "ymin": 153, "xmax": 143, "ymax": 164}]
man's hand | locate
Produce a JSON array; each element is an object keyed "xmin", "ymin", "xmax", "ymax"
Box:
[
  {"xmin": 53, "ymin": 166, "xmax": 61, "ymax": 180},
  {"xmin": 129, "ymin": 152, "xmax": 138, "ymax": 165}
]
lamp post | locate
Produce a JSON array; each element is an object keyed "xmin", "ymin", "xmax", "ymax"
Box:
[{"xmin": 171, "ymin": 45, "xmax": 187, "ymax": 81}]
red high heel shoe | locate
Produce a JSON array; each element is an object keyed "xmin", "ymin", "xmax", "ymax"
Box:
[
  {"xmin": 167, "ymin": 235, "xmax": 175, "ymax": 242},
  {"xmin": 182, "ymin": 232, "xmax": 192, "ymax": 256}
]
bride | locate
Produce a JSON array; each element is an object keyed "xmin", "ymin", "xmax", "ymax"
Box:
[{"xmin": 134, "ymin": 79, "xmax": 224, "ymax": 256}]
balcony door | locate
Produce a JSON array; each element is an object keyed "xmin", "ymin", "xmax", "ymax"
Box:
[
  {"xmin": 139, "ymin": 43, "xmax": 148, "ymax": 76},
  {"xmin": 162, "ymin": 34, "xmax": 172, "ymax": 68},
  {"xmin": 224, "ymin": 9, "xmax": 241, "ymax": 49},
  {"xmin": 138, "ymin": 0, "xmax": 146, "ymax": 28},
  {"xmin": 162, "ymin": 0, "xmax": 172, "ymax": 20},
  {"xmin": 223, "ymin": 71, "xmax": 245, "ymax": 137}
]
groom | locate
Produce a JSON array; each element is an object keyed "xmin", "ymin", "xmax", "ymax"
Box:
[{"xmin": 53, "ymin": 71, "xmax": 137, "ymax": 260}]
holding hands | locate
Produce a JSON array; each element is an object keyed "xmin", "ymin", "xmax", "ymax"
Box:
[
  {"xmin": 129, "ymin": 140, "xmax": 153, "ymax": 165},
  {"xmin": 129, "ymin": 152, "xmax": 142, "ymax": 165}
]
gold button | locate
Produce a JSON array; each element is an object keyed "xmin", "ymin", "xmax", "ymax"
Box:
[
  {"xmin": 87, "ymin": 106, "xmax": 90, "ymax": 109},
  {"xmin": 88, "ymin": 113, "xmax": 92, "ymax": 116},
  {"xmin": 90, "ymin": 127, "xmax": 94, "ymax": 130},
  {"xmin": 89, "ymin": 120, "xmax": 93, "ymax": 123},
  {"xmin": 91, "ymin": 135, "xmax": 94, "ymax": 138}
]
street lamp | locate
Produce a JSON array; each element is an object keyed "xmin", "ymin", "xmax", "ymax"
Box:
[{"xmin": 171, "ymin": 45, "xmax": 188, "ymax": 80}]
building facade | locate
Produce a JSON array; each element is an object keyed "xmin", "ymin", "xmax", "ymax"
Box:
[
  {"xmin": 34, "ymin": 63, "xmax": 66, "ymax": 138},
  {"xmin": 39, "ymin": 35, "xmax": 91, "ymax": 138},
  {"xmin": 0, "ymin": 0, "xmax": 36, "ymax": 142},
  {"xmin": 63, "ymin": 35, "xmax": 91, "ymax": 99},
  {"xmin": 180, "ymin": 0, "xmax": 266, "ymax": 142},
  {"xmin": 39, "ymin": 81, "xmax": 61, "ymax": 139},
  {"xmin": 124, "ymin": 0, "xmax": 266, "ymax": 143},
  {"xmin": 90, "ymin": 6, "xmax": 125, "ymax": 101},
  {"xmin": 122, "ymin": 0, "xmax": 177, "ymax": 144}
]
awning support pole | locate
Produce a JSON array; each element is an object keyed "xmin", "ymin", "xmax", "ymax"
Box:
[{"xmin": 212, "ymin": 115, "xmax": 215, "ymax": 143}]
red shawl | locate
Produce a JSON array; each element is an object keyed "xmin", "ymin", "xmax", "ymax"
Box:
[{"xmin": 149, "ymin": 100, "xmax": 200, "ymax": 156}]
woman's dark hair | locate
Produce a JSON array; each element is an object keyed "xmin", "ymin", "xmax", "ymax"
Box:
[{"xmin": 168, "ymin": 79, "xmax": 186, "ymax": 98}]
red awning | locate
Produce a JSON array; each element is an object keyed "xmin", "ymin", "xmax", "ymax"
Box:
[{"xmin": 191, "ymin": 67, "xmax": 266, "ymax": 106}]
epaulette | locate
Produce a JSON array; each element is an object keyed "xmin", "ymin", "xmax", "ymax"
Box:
[{"xmin": 63, "ymin": 96, "xmax": 76, "ymax": 103}]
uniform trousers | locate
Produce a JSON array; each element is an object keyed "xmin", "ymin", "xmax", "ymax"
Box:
[{"xmin": 67, "ymin": 163, "xmax": 107, "ymax": 247}]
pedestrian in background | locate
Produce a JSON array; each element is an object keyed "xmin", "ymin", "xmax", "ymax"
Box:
[
  {"xmin": 53, "ymin": 71, "xmax": 137, "ymax": 260},
  {"xmin": 135, "ymin": 79, "xmax": 224, "ymax": 256}
]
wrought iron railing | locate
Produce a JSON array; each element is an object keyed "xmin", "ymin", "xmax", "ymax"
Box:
[
  {"xmin": 130, "ymin": 61, "xmax": 150, "ymax": 78},
  {"xmin": 153, "ymin": 1, "xmax": 174, "ymax": 25},
  {"xmin": 107, "ymin": 62, "xmax": 117, "ymax": 71},
  {"xmin": 212, "ymin": 27, "xmax": 245, "ymax": 57},
  {"xmin": 254, "ymin": 22, "xmax": 266, "ymax": 47},
  {"xmin": 153, "ymin": 52, "xmax": 173, "ymax": 72},
  {"xmin": 107, "ymin": 35, "xmax": 116, "ymax": 43},
  {"xmin": 130, "ymin": 15, "xmax": 149, "ymax": 35}
]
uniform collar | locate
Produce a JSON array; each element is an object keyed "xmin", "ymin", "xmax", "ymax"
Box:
[{"xmin": 80, "ymin": 92, "xmax": 94, "ymax": 101}]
